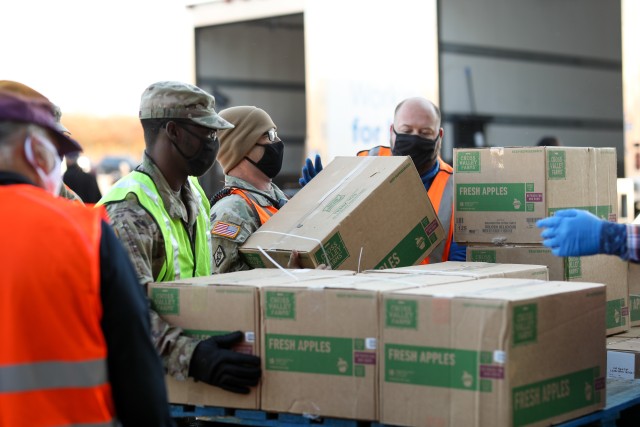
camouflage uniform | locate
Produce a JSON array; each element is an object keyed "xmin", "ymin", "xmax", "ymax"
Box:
[
  {"xmin": 102, "ymin": 152, "xmax": 207, "ymax": 379},
  {"xmin": 59, "ymin": 184, "xmax": 84, "ymax": 203},
  {"xmin": 210, "ymin": 175, "xmax": 287, "ymax": 274}
]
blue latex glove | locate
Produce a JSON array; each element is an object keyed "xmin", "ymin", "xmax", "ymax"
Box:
[
  {"xmin": 299, "ymin": 154, "xmax": 324, "ymax": 188},
  {"xmin": 447, "ymin": 241, "xmax": 467, "ymax": 261},
  {"xmin": 536, "ymin": 209, "xmax": 603, "ymax": 256}
]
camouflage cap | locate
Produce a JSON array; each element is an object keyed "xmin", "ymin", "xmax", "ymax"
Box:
[{"xmin": 139, "ymin": 81, "xmax": 234, "ymax": 130}]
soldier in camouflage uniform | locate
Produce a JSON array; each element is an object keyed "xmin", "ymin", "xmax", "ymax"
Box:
[
  {"xmin": 98, "ymin": 82, "xmax": 261, "ymax": 395},
  {"xmin": 210, "ymin": 106, "xmax": 288, "ymax": 274}
]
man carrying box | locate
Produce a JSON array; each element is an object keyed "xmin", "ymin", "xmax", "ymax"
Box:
[
  {"xmin": 209, "ymin": 106, "xmax": 289, "ymax": 274},
  {"xmin": 299, "ymin": 96, "xmax": 465, "ymax": 263}
]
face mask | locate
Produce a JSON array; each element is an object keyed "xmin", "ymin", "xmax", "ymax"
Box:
[
  {"xmin": 391, "ymin": 127, "xmax": 440, "ymax": 171},
  {"xmin": 245, "ymin": 140, "xmax": 284, "ymax": 178},
  {"xmin": 24, "ymin": 135, "xmax": 62, "ymax": 196},
  {"xmin": 173, "ymin": 126, "xmax": 220, "ymax": 176}
]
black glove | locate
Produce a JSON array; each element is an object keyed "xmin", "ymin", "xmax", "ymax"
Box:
[{"xmin": 188, "ymin": 331, "xmax": 261, "ymax": 394}]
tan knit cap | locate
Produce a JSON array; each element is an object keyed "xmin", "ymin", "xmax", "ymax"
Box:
[{"xmin": 217, "ymin": 106, "xmax": 276, "ymax": 173}]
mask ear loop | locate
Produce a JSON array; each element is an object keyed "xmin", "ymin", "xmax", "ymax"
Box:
[
  {"xmin": 24, "ymin": 134, "xmax": 63, "ymax": 196},
  {"xmin": 24, "ymin": 134, "xmax": 36, "ymax": 164}
]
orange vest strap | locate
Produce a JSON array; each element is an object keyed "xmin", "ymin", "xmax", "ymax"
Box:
[
  {"xmin": 357, "ymin": 146, "xmax": 392, "ymax": 157},
  {"xmin": 422, "ymin": 160, "xmax": 454, "ymax": 264},
  {"xmin": 230, "ymin": 188, "xmax": 279, "ymax": 225}
]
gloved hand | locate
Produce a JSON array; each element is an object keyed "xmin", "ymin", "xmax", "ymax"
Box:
[
  {"xmin": 536, "ymin": 209, "xmax": 603, "ymax": 257},
  {"xmin": 299, "ymin": 154, "xmax": 324, "ymax": 187},
  {"xmin": 188, "ymin": 331, "xmax": 261, "ymax": 394}
]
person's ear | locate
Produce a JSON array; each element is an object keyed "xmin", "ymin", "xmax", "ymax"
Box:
[
  {"xmin": 389, "ymin": 124, "xmax": 395, "ymax": 148},
  {"xmin": 164, "ymin": 121, "xmax": 178, "ymax": 141},
  {"xmin": 29, "ymin": 138, "xmax": 56, "ymax": 172}
]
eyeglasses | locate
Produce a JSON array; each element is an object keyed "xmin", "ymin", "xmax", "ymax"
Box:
[
  {"xmin": 166, "ymin": 122, "xmax": 218, "ymax": 142},
  {"xmin": 179, "ymin": 123, "xmax": 218, "ymax": 142},
  {"xmin": 264, "ymin": 129, "xmax": 279, "ymax": 142}
]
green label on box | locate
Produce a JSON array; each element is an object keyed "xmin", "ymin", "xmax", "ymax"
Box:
[
  {"xmin": 385, "ymin": 299, "xmax": 418, "ymax": 329},
  {"xmin": 265, "ymin": 334, "xmax": 355, "ymax": 376},
  {"xmin": 513, "ymin": 304, "xmax": 537, "ymax": 346},
  {"xmin": 565, "ymin": 257, "xmax": 582, "ymax": 279},
  {"xmin": 606, "ymin": 298, "xmax": 626, "ymax": 329},
  {"xmin": 456, "ymin": 183, "xmax": 526, "ymax": 212},
  {"xmin": 469, "ymin": 249, "xmax": 497, "ymax": 263},
  {"xmin": 547, "ymin": 150, "xmax": 566, "ymax": 180},
  {"xmin": 242, "ymin": 252, "xmax": 266, "ymax": 268},
  {"xmin": 631, "ymin": 295, "xmax": 640, "ymax": 322},
  {"xmin": 384, "ymin": 344, "xmax": 481, "ymax": 390},
  {"xmin": 548, "ymin": 205, "xmax": 612, "ymax": 221},
  {"xmin": 512, "ymin": 368, "xmax": 598, "ymax": 426},
  {"xmin": 314, "ymin": 231, "xmax": 350, "ymax": 269},
  {"xmin": 374, "ymin": 217, "xmax": 436, "ymax": 269},
  {"xmin": 150, "ymin": 288, "xmax": 179, "ymax": 315},
  {"xmin": 456, "ymin": 151, "xmax": 481, "ymax": 172},
  {"xmin": 266, "ymin": 291, "xmax": 296, "ymax": 319}
]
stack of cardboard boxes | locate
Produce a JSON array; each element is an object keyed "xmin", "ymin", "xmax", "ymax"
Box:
[
  {"xmin": 147, "ymin": 150, "xmax": 623, "ymax": 425},
  {"xmin": 456, "ymin": 146, "xmax": 629, "ymax": 336},
  {"xmin": 605, "ymin": 264, "xmax": 640, "ymax": 380},
  {"xmin": 151, "ymin": 262, "xmax": 609, "ymax": 426}
]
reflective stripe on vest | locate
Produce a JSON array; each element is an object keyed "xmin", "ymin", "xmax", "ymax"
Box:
[
  {"xmin": 423, "ymin": 163, "xmax": 454, "ymax": 263},
  {"xmin": 0, "ymin": 184, "xmax": 114, "ymax": 427},
  {"xmin": 357, "ymin": 148, "xmax": 455, "ymax": 263},
  {"xmin": 230, "ymin": 188, "xmax": 279, "ymax": 225},
  {"xmin": 0, "ymin": 359, "xmax": 107, "ymax": 392},
  {"xmin": 98, "ymin": 172, "xmax": 211, "ymax": 281}
]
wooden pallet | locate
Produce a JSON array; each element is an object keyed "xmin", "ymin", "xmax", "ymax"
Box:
[{"xmin": 171, "ymin": 379, "xmax": 640, "ymax": 426}]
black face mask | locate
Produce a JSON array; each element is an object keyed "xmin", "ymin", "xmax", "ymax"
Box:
[
  {"xmin": 391, "ymin": 127, "xmax": 439, "ymax": 171},
  {"xmin": 246, "ymin": 140, "xmax": 284, "ymax": 178},
  {"xmin": 174, "ymin": 126, "xmax": 220, "ymax": 176}
]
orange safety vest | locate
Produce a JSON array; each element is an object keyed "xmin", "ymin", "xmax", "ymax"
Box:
[
  {"xmin": 0, "ymin": 184, "xmax": 114, "ymax": 427},
  {"xmin": 230, "ymin": 188, "xmax": 279, "ymax": 225},
  {"xmin": 357, "ymin": 146, "xmax": 454, "ymax": 263}
]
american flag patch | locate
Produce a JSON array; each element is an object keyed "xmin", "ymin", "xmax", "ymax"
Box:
[{"xmin": 211, "ymin": 221, "xmax": 241, "ymax": 238}]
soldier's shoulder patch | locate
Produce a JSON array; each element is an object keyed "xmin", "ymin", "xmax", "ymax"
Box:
[
  {"xmin": 211, "ymin": 221, "xmax": 241, "ymax": 239},
  {"xmin": 213, "ymin": 245, "xmax": 226, "ymax": 267}
]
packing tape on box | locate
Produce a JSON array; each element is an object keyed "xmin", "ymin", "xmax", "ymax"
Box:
[
  {"xmin": 251, "ymin": 157, "xmax": 376, "ymax": 248},
  {"xmin": 253, "ymin": 231, "xmax": 331, "ymax": 268},
  {"xmin": 256, "ymin": 245, "xmax": 300, "ymax": 280}
]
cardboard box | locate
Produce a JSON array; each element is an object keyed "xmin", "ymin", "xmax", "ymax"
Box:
[
  {"xmin": 364, "ymin": 261, "xmax": 549, "ymax": 281},
  {"xmin": 612, "ymin": 326, "xmax": 640, "ymax": 338},
  {"xmin": 148, "ymin": 269, "xmax": 355, "ymax": 408},
  {"xmin": 467, "ymin": 246, "xmax": 629, "ymax": 335},
  {"xmin": 380, "ymin": 278, "xmax": 606, "ymax": 427},
  {"xmin": 607, "ymin": 337, "xmax": 640, "ymax": 379},
  {"xmin": 454, "ymin": 147, "xmax": 617, "ymax": 244},
  {"xmin": 260, "ymin": 273, "xmax": 476, "ymax": 421},
  {"xmin": 240, "ymin": 156, "xmax": 445, "ymax": 270},
  {"xmin": 629, "ymin": 262, "xmax": 640, "ymax": 327}
]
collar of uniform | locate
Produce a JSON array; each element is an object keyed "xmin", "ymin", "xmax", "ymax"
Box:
[
  {"xmin": 225, "ymin": 175, "xmax": 285, "ymax": 207},
  {"xmin": 138, "ymin": 152, "xmax": 194, "ymax": 226},
  {"xmin": 0, "ymin": 171, "xmax": 36, "ymax": 186}
]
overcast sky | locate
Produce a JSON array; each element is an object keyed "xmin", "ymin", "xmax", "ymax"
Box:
[{"xmin": 1, "ymin": 0, "xmax": 194, "ymax": 116}]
